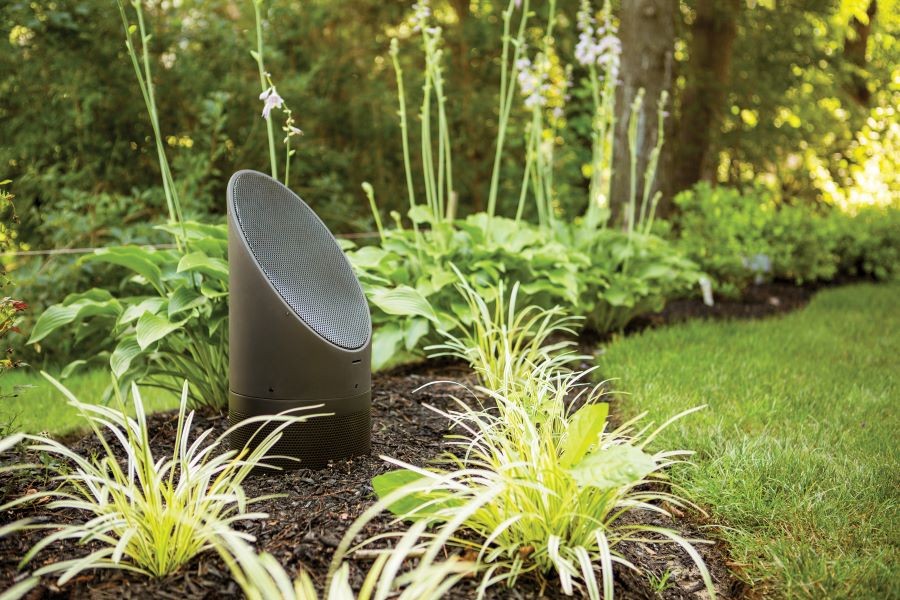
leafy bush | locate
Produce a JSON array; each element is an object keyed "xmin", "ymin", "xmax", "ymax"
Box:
[
  {"xmin": 577, "ymin": 229, "xmax": 703, "ymax": 331},
  {"xmin": 667, "ymin": 182, "xmax": 869, "ymax": 295},
  {"xmin": 668, "ymin": 182, "xmax": 774, "ymax": 296},
  {"xmin": 829, "ymin": 206, "xmax": 900, "ymax": 281},
  {"xmin": 28, "ymin": 222, "xmax": 228, "ymax": 408},
  {"xmin": 3, "ymin": 374, "xmax": 311, "ymax": 587},
  {"xmin": 763, "ymin": 203, "xmax": 838, "ymax": 284},
  {"xmin": 345, "ymin": 213, "xmax": 586, "ymax": 370}
]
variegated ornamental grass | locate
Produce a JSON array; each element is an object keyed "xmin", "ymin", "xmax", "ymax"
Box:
[
  {"xmin": 213, "ymin": 524, "xmax": 472, "ymax": 600},
  {"xmin": 1, "ymin": 374, "xmax": 316, "ymax": 589},
  {"xmin": 353, "ymin": 280, "xmax": 715, "ymax": 599}
]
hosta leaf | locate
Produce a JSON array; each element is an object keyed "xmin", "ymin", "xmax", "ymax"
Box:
[
  {"xmin": 568, "ymin": 444, "xmax": 657, "ymax": 490},
  {"xmin": 369, "ymin": 286, "xmax": 438, "ymax": 323},
  {"xmin": 177, "ymin": 251, "xmax": 229, "ymax": 280},
  {"xmin": 135, "ymin": 312, "xmax": 187, "ymax": 350},
  {"xmin": 560, "ymin": 404, "xmax": 609, "ymax": 468},
  {"xmin": 168, "ymin": 285, "xmax": 208, "ymax": 317},
  {"xmin": 29, "ymin": 291, "xmax": 121, "ymax": 344},
  {"xmin": 404, "ymin": 317, "xmax": 431, "ymax": 352},
  {"xmin": 119, "ymin": 297, "xmax": 166, "ymax": 326},
  {"xmin": 408, "ymin": 205, "xmax": 435, "ymax": 225},
  {"xmin": 200, "ymin": 281, "xmax": 228, "ymax": 299},
  {"xmin": 371, "ymin": 325, "xmax": 404, "ymax": 371},
  {"xmin": 110, "ymin": 337, "xmax": 142, "ymax": 379},
  {"xmin": 372, "ymin": 469, "xmax": 458, "ymax": 519},
  {"xmin": 84, "ymin": 247, "xmax": 164, "ymax": 292},
  {"xmin": 60, "ymin": 360, "xmax": 88, "ymax": 379},
  {"xmin": 348, "ymin": 246, "xmax": 389, "ymax": 270}
]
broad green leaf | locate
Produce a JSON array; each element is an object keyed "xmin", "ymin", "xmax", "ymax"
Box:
[
  {"xmin": 84, "ymin": 247, "xmax": 165, "ymax": 292},
  {"xmin": 177, "ymin": 251, "xmax": 229, "ymax": 280},
  {"xmin": 568, "ymin": 444, "xmax": 657, "ymax": 490},
  {"xmin": 372, "ymin": 469, "xmax": 457, "ymax": 519},
  {"xmin": 348, "ymin": 246, "xmax": 389, "ymax": 270},
  {"xmin": 559, "ymin": 403, "xmax": 609, "ymax": 468},
  {"xmin": 404, "ymin": 317, "xmax": 431, "ymax": 352},
  {"xmin": 200, "ymin": 281, "xmax": 228, "ymax": 299},
  {"xmin": 135, "ymin": 312, "xmax": 187, "ymax": 350},
  {"xmin": 407, "ymin": 205, "xmax": 435, "ymax": 225},
  {"xmin": 369, "ymin": 286, "xmax": 439, "ymax": 323},
  {"xmin": 371, "ymin": 325, "xmax": 404, "ymax": 371},
  {"xmin": 119, "ymin": 297, "xmax": 166, "ymax": 326},
  {"xmin": 168, "ymin": 286, "xmax": 208, "ymax": 317},
  {"xmin": 110, "ymin": 337, "xmax": 142, "ymax": 379},
  {"xmin": 29, "ymin": 291, "xmax": 121, "ymax": 344}
]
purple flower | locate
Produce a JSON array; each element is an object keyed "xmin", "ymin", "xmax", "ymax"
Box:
[{"xmin": 259, "ymin": 87, "xmax": 284, "ymax": 119}]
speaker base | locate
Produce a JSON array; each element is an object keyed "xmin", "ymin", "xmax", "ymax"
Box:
[{"xmin": 228, "ymin": 391, "xmax": 372, "ymax": 470}]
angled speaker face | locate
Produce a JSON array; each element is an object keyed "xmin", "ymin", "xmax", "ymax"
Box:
[{"xmin": 227, "ymin": 170, "xmax": 371, "ymax": 469}]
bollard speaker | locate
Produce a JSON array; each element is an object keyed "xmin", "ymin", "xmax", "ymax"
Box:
[{"xmin": 227, "ymin": 169, "xmax": 372, "ymax": 469}]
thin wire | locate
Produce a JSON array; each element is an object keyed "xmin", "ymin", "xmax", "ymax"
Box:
[{"xmin": 1, "ymin": 231, "xmax": 382, "ymax": 258}]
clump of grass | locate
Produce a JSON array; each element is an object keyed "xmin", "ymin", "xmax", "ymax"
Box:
[
  {"xmin": 2, "ymin": 373, "xmax": 315, "ymax": 586},
  {"xmin": 214, "ymin": 526, "xmax": 471, "ymax": 600},
  {"xmin": 351, "ymin": 278, "xmax": 715, "ymax": 599},
  {"xmin": 428, "ymin": 267, "xmax": 585, "ymax": 395},
  {"xmin": 364, "ymin": 365, "xmax": 713, "ymax": 599}
]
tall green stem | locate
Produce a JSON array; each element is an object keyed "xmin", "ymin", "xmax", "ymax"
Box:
[
  {"xmin": 486, "ymin": 0, "xmax": 530, "ymax": 222},
  {"xmin": 253, "ymin": 0, "xmax": 278, "ymax": 181}
]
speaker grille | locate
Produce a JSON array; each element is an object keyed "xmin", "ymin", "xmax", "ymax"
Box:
[
  {"xmin": 228, "ymin": 407, "xmax": 372, "ymax": 469},
  {"xmin": 230, "ymin": 171, "xmax": 370, "ymax": 350}
]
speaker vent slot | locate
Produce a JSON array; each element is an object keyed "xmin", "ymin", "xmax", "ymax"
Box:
[{"xmin": 230, "ymin": 171, "xmax": 370, "ymax": 350}]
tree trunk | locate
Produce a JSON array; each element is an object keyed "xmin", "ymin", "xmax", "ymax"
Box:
[
  {"xmin": 666, "ymin": 0, "xmax": 740, "ymax": 198},
  {"xmin": 844, "ymin": 0, "xmax": 877, "ymax": 106},
  {"xmin": 611, "ymin": 0, "xmax": 677, "ymax": 226}
]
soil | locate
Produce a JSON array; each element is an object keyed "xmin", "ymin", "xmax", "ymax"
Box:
[
  {"xmin": 0, "ymin": 281, "xmax": 834, "ymax": 599},
  {"xmin": 628, "ymin": 280, "xmax": 823, "ymax": 335}
]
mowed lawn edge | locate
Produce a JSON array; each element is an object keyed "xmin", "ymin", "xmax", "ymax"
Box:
[{"xmin": 599, "ymin": 283, "xmax": 899, "ymax": 599}]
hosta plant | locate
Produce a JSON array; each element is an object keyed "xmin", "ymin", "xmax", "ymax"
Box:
[
  {"xmin": 1, "ymin": 373, "xmax": 314, "ymax": 586},
  {"xmin": 577, "ymin": 229, "xmax": 703, "ymax": 332},
  {"xmin": 345, "ymin": 213, "xmax": 587, "ymax": 370},
  {"xmin": 28, "ymin": 222, "xmax": 228, "ymax": 408}
]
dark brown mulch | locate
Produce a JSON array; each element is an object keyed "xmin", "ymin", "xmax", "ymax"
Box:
[
  {"xmin": 637, "ymin": 280, "xmax": 818, "ymax": 329},
  {"xmin": 0, "ymin": 359, "xmax": 745, "ymax": 599}
]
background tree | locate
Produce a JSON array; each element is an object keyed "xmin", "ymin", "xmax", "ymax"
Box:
[{"xmin": 610, "ymin": 0, "xmax": 677, "ymax": 222}]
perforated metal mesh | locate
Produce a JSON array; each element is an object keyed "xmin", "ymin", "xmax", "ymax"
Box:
[
  {"xmin": 228, "ymin": 408, "xmax": 372, "ymax": 469},
  {"xmin": 230, "ymin": 171, "xmax": 370, "ymax": 349}
]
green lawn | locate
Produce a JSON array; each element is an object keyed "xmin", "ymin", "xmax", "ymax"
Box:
[
  {"xmin": 0, "ymin": 368, "xmax": 179, "ymax": 436},
  {"xmin": 600, "ymin": 283, "xmax": 899, "ymax": 599}
]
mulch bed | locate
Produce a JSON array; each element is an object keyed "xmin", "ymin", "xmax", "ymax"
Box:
[{"xmin": 0, "ymin": 281, "xmax": 834, "ymax": 598}]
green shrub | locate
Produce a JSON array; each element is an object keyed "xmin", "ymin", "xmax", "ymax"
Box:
[
  {"xmin": 829, "ymin": 206, "xmax": 900, "ymax": 281},
  {"xmin": 668, "ymin": 182, "xmax": 773, "ymax": 296},
  {"xmin": 28, "ymin": 222, "xmax": 228, "ymax": 408},
  {"xmin": 763, "ymin": 203, "xmax": 838, "ymax": 284},
  {"xmin": 577, "ymin": 229, "xmax": 703, "ymax": 331},
  {"xmin": 345, "ymin": 213, "xmax": 586, "ymax": 370},
  {"xmin": 666, "ymin": 182, "xmax": 883, "ymax": 295}
]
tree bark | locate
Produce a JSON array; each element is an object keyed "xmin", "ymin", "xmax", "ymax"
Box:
[
  {"xmin": 666, "ymin": 0, "xmax": 740, "ymax": 197},
  {"xmin": 611, "ymin": 0, "xmax": 677, "ymax": 225},
  {"xmin": 844, "ymin": 0, "xmax": 877, "ymax": 106}
]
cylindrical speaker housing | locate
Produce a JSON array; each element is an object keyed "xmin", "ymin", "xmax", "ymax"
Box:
[{"xmin": 227, "ymin": 170, "xmax": 372, "ymax": 468}]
